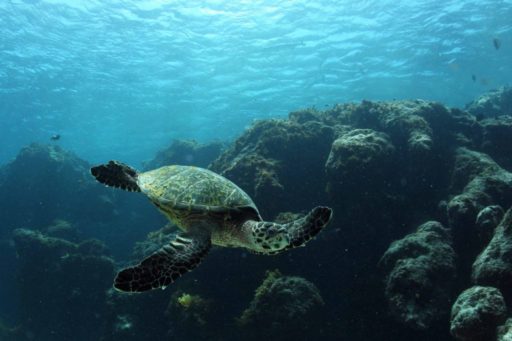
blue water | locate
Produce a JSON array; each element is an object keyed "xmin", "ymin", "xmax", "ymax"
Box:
[{"xmin": 1, "ymin": 0, "xmax": 511, "ymax": 167}]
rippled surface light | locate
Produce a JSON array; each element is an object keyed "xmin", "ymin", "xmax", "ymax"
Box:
[{"xmin": 0, "ymin": 0, "xmax": 511, "ymax": 164}]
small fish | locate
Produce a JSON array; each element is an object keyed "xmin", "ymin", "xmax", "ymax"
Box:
[
  {"xmin": 50, "ymin": 134, "xmax": 60, "ymax": 141},
  {"xmin": 471, "ymin": 74, "xmax": 476, "ymax": 82},
  {"xmin": 493, "ymin": 38, "xmax": 501, "ymax": 50}
]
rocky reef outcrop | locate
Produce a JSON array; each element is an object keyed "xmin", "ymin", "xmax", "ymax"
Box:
[
  {"xmin": 143, "ymin": 139, "xmax": 224, "ymax": 170},
  {"xmin": 3, "ymin": 87, "xmax": 512, "ymax": 341},
  {"xmin": 237, "ymin": 270, "xmax": 325, "ymax": 340},
  {"xmin": 210, "ymin": 119, "xmax": 335, "ymax": 217},
  {"xmin": 101, "ymin": 288, "xmax": 172, "ymax": 341},
  {"xmin": 472, "ymin": 209, "xmax": 512, "ymax": 304},
  {"xmin": 12, "ymin": 228, "xmax": 114, "ymax": 341},
  {"xmin": 447, "ymin": 148, "xmax": 512, "ymax": 271},
  {"xmin": 325, "ymin": 128, "xmax": 395, "ymax": 197},
  {"xmin": 481, "ymin": 116, "xmax": 512, "ymax": 171},
  {"xmin": 166, "ymin": 291, "xmax": 215, "ymax": 340},
  {"xmin": 450, "ymin": 286, "xmax": 507, "ymax": 341},
  {"xmin": 379, "ymin": 221, "xmax": 456, "ymax": 330},
  {"xmin": 497, "ymin": 318, "xmax": 512, "ymax": 341},
  {"xmin": 0, "ymin": 143, "xmax": 117, "ymax": 238},
  {"xmin": 466, "ymin": 86, "xmax": 512, "ymax": 119}
]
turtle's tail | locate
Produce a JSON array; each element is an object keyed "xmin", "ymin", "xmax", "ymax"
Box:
[
  {"xmin": 90, "ymin": 160, "xmax": 141, "ymax": 192},
  {"xmin": 284, "ymin": 206, "xmax": 333, "ymax": 250}
]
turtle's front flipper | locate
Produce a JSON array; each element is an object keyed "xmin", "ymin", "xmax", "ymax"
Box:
[
  {"xmin": 285, "ymin": 206, "xmax": 332, "ymax": 249},
  {"xmin": 90, "ymin": 160, "xmax": 141, "ymax": 192},
  {"xmin": 245, "ymin": 206, "xmax": 332, "ymax": 254},
  {"xmin": 114, "ymin": 229, "xmax": 211, "ymax": 292}
]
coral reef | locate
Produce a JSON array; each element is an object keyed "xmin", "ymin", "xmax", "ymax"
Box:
[
  {"xmin": 379, "ymin": 221, "xmax": 456, "ymax": 330},
  {"xmin": 472, "ymin": 208, "xmax": 512, "ymax": 304},
  {"xmin": 450, "ymin": 286, "xmax": 507, "ymax": 341},
  {"xmin": 237, "ymin": 270, "xmax": 325, "ymax": 340},
  {"xmin": 143, "ymin": 139, "xmax": 224, "ymax": 170},
  {"xmin": 12, "ymin": 228, "xmax": 114, "ymax": 341}
]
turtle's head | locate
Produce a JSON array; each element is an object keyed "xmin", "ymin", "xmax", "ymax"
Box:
[{"xmin": 249, "ymin": 222, "xmax": 290, "ymax": 254}]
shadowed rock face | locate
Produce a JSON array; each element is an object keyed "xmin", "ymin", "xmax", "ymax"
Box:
[
  {"xmin": 12, "ymin": 228, "xmax": 114, "ymax": 341},
  {"xmin": 472, "ymin": 209, "xmax": 512, "ymax": 305},
  {"xmin": 497, "ymin": 318, "xmax": 512, "ymax": 341},
  {"xmin": 450, "ymin": 286, "xmax": 507, "ymax": 341},
  {"xmin": 379, "ymin": 221, "xmax": 456, "ymax": 330},
  {"xmin": 481, "ymin": 116, "xmax": 512, "ymax": 171},
  {"xmin": 210, "ymin": 119, "xmax": 335, "ymax": 217},
  {"xmin": 447, "ymin": 148, "xmax": 512, "ymax": 271},
  {"xmin": 237, "ymin": 270, "xmax": 325, "ymax": 340},
  {"xmin": 143, "ymin": 139, "xmax": 224, "ymax": 171},
  {"xmin": 0, "ymin": 143, "xmax": 117, "ymax": 238},
  {"xmin": 466, "ymin": 86, "xmax": 512, "ymax": 119},
  {"xmin": 325, "ymin": 128, "xmax": 395, "ymax": 198}
]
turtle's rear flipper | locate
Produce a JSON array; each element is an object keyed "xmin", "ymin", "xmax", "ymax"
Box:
[
  {"xmin": 285, "ymin": 206, "xmax": 333, "ymax": 250},
  {"xmin": 114, "ymin": 229, "xmax": 211, "ymax": 292},
  {"xmin": 90, "ymin": 160, "xmax": 141, "ymax": 192}
]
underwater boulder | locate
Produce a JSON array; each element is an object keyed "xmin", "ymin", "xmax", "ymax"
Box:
[
  {"xmin": 497, "ymin": 318, "xmax": 512, "ymax": 341},
  {"xmin": 481, "ymin": 116, "xmax": 512, "ymax": 171},
  {"xmin": 237, "ymin": 270, "xmax": 325, "ymax": 340},
  {"xmin": 165, "ymin": 291, "xmax": 215, "ymax": 340},
  {"xmin": 472, "ymin": 208, "xmax": 512, "ymax": 304},
  {"xmin": 210, "ymin": 119, "xmax": 334, "ymax": 217},
  {"xmin": 325, "ymin": 128, "xmax": 395, "ymax": 198},
  {"xmin": 379, "ymin": 221, "xmax": 456, "ymax": 330},
  {"xmin": 143, "ymin": 139, "xmax": 224, "ymax": 170},
  {"xmin": 450, "ymin": 286, "xmax": 507, "ymax": 341},
  {"xmin": 466, "ymin": 86, "xmax": 512, "ymax": 119},
  {"xmin": 447, "ymin": 148, "xmax": 512, "ymax": 265},
  {"xmin": 43, "ymin": 219, "xmax": 82, "ymax": 242},
  {"xmin": 340, "ymin": 100, "xmax": 443, "ymax": 152},
  {"xmin": 475, "ymin": 205, "xmax": 505, "ymax": 242}
]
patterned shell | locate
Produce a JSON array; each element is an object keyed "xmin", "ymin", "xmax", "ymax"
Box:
[{"xmin": 137, "ymin": 165, "xmax": 257, "ymax": 211}]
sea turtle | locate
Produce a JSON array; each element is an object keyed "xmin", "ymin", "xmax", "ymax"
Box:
[{"xmin": 91, "ymin": 161, "xmax": 333, "ymax": 293}]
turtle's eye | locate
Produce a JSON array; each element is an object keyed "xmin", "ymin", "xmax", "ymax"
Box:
[{"xmin": 267, "ymin": 228, "xmax": 277, "ymax": 236}]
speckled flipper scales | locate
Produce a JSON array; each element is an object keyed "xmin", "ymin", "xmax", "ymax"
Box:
[
  {"xmin": 114, "ymin": 229, "xmax": 211, "ymax": 292},
  {"xmin": 286, "ymin": 206, "xmax": 333, "ymax": 249},
  {"xmin": 90, "ymin": 161, "xmax": 141, "ymax": 192}
]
